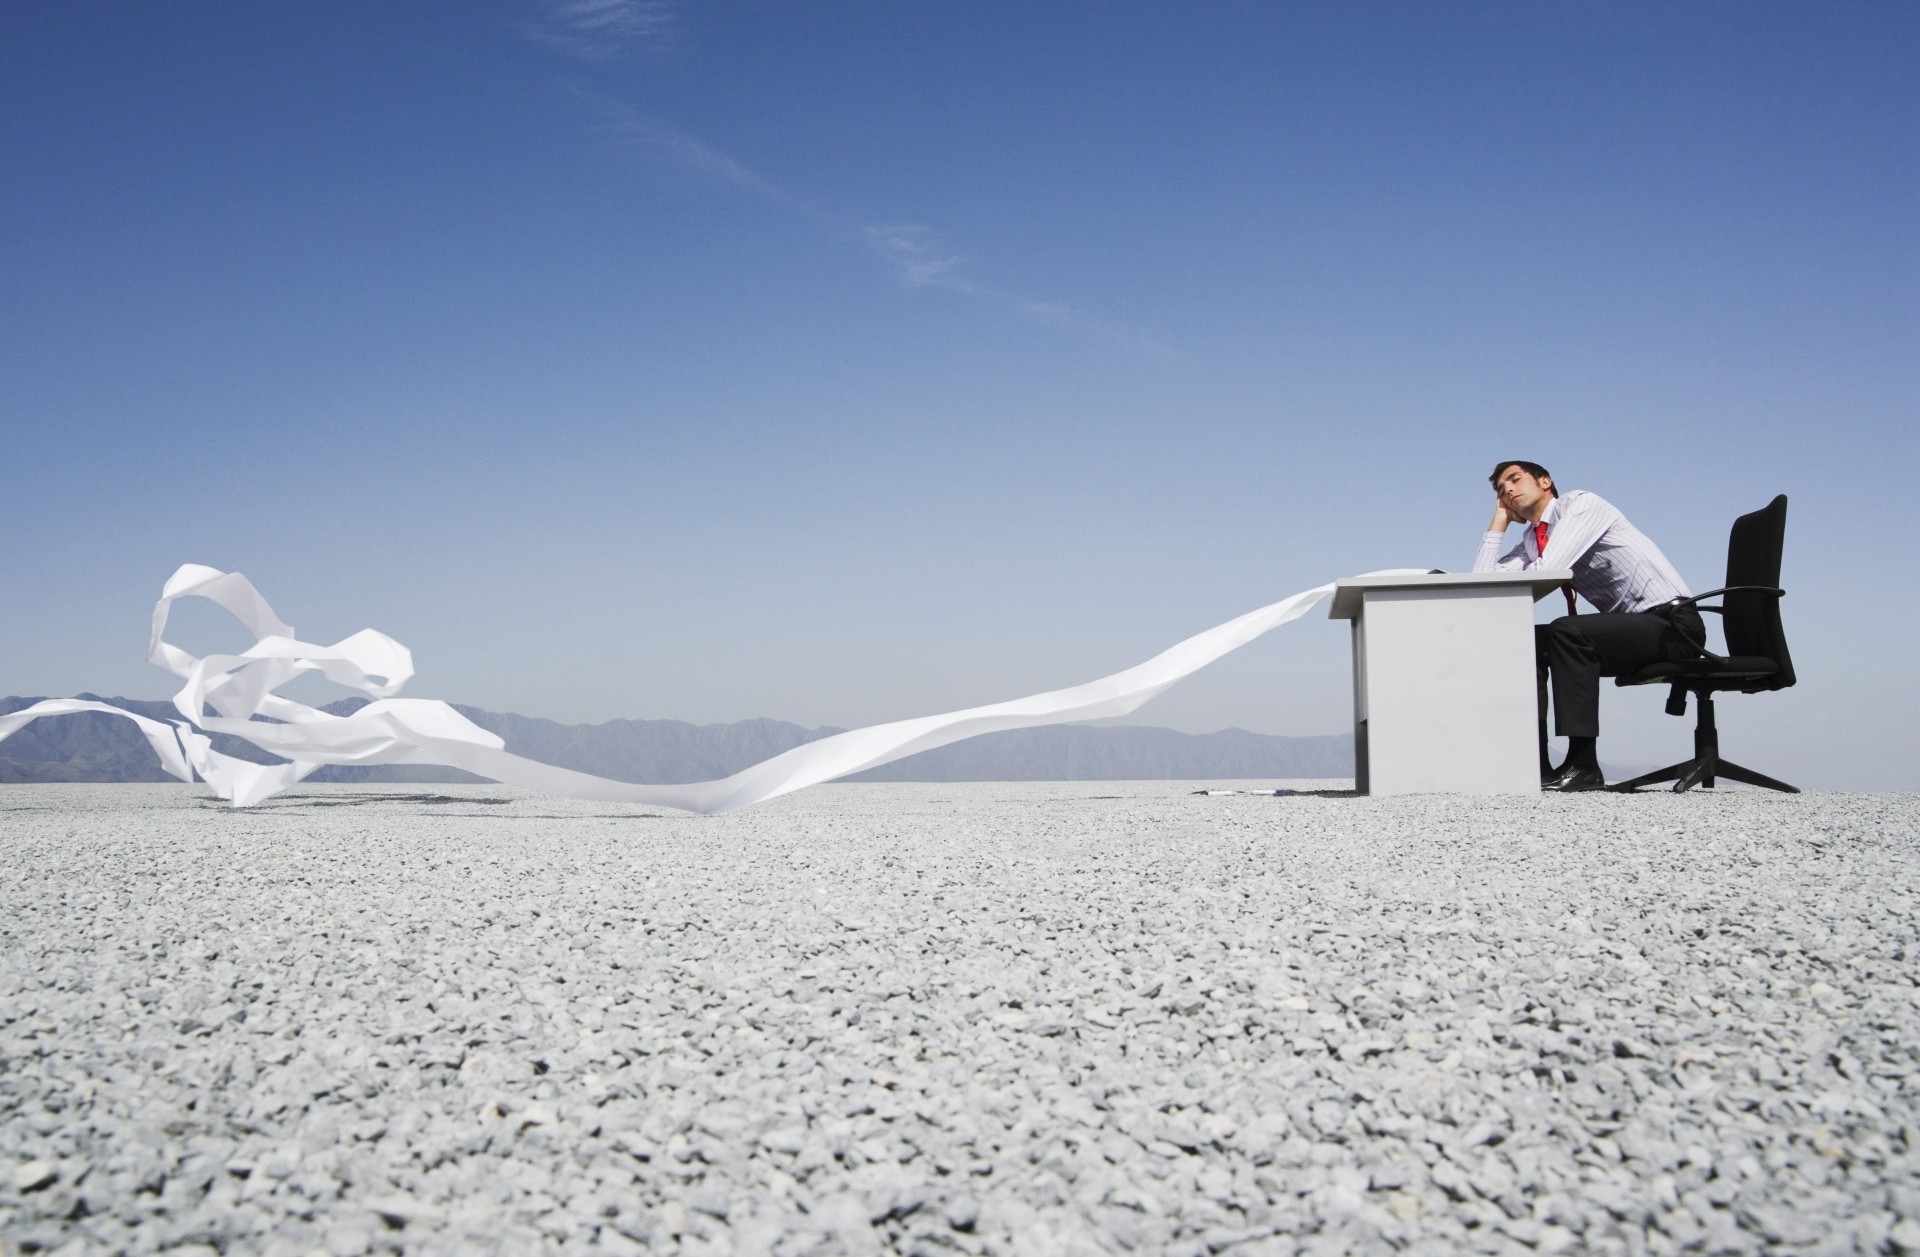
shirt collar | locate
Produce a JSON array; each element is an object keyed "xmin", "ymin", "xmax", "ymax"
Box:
[{"xmin": 1536, "ymin": 496, "xmax": 1565, "ymax": 530}]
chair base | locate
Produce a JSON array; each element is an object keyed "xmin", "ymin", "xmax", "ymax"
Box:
[
  {"xmin": 1607, "ymin": 689, "xmax": 1799, "ymax": 794},
  {"xmin": 1608, "ymin": 755, "xmax": 1799, "ymax": 794}
]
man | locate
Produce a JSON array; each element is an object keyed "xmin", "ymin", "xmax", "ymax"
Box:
[{"xmin": 1475, "ymin": 461, "xmax": 1705, "ymax": 792}]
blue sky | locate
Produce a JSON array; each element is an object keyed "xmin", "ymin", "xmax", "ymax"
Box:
[{"xmin": 3, "ymin": 1, "xmax": 1915, "ymax": 788}]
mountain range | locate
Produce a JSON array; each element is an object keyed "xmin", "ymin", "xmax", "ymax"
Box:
[{"xmin": 0, "ymin": 695, "xmax": 1351, "ymax": 786}]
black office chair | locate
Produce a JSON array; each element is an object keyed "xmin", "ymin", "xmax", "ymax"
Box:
[{"xmin": 1610, "ymin": 495, "xmax": 1798, "ymax": 794}]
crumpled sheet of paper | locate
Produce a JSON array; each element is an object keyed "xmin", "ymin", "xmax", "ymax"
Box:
[{"xmin": 1, "ymin": 563, "xmax": 1421, "ymax": 813}]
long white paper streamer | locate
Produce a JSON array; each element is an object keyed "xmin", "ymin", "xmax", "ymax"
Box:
[{"xmin": 1, "ymin": 563, "xmax": 1424, "ymax": 812}]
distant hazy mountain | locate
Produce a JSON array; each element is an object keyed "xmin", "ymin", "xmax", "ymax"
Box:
[{"xmin": 0, "ymin": 695, "xmax": 1351, "ymax": 786}]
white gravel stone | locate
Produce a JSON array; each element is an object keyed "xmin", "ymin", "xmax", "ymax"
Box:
[
  {"xmin": 10, "ymin": 1160, "xmax": 57, "ymax": 1193},
  {"xmin": 1, "ymin": 780, "xmax": 1916, "ymax": 1254}
]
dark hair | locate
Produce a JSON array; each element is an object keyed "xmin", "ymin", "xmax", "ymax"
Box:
[{"xmin": 1490, "ymin": 460, "xmax": 1557, "ymax": 496}]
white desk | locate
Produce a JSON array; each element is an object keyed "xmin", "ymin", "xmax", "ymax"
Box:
[{"xmin": 1329, "ymin": 571, "xmax": 1571, "ymax": 796}]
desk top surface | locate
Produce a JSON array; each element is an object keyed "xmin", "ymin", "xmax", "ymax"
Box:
[{"xmin": 1328, "ymin": 570, "xmax": 1571, "ymax": 619}]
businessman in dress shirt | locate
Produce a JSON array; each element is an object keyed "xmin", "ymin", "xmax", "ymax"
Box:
[{"xmin": 1474, "ymin": 461, "xmax": 1706, "ymax": 792}]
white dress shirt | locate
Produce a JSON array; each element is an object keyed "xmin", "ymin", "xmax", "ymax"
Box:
[{"xmin": 1472, "ymin": 490, "xmax": 1692, "ymax": 614}]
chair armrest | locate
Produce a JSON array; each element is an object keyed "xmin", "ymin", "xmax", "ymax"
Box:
[
  {"xmin": 1671, "ymin": 585, "xmax": 1785, "ymax": 606},
  {"xmin": 1661, "ymin": 587, "xmax": 1782, "ymax": 661},
  {"xmin": 1668, "ymin": 618, "xmax": 1724, "ymax": 662}
]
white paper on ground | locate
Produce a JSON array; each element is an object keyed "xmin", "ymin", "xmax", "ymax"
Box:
[{"xmin": 1, "ymin": 563, "xmax": 1425, "ymax": 813}]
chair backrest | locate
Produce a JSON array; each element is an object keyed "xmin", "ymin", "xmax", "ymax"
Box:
[{"xmin": 1722, "ymin": 495, "xmax": 1794, "ymax": 690}]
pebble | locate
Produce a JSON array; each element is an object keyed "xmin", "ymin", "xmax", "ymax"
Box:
[
  {"xmin": 10, "ymin": 1161, "xmax": 56, "ymax": 1193},
  {"xmin": 0, "ymin": 781, "xmax": 1916, "ymax": 1254}
]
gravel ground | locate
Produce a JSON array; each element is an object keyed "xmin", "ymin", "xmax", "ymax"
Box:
[{"xmin": 2, "ymin": 781, "xmax": 1917, "ymax": 1257}]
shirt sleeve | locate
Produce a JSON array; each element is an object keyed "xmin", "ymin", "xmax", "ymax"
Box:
[{"xmin": 1472, "ymin": 532, "xmax": 1527, "ymax": 572}]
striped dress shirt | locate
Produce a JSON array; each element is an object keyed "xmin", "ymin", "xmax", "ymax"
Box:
[{"xmin": 1472, "ymin": 490, "xmax": 1691, "ymax": 614}]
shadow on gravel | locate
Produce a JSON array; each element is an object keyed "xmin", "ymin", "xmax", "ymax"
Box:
[
  {"xmin": 1190, "ymin": 789, "xmax": 1363, "ymax": 799},
  {"xmin": 202, "ymin": 793, "xmax": 514, "ymax": 809},
  {"xmin": 195, "ymin": 794, "xmax": 669, "ymax": 820}
]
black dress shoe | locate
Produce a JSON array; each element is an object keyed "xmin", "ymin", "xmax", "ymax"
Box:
[{"xmin": 1542, "ymin": 765, "xmax": 1607, "ymax": 792}]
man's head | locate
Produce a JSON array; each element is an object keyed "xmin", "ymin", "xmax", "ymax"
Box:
[{"xmin": 1490, "ymin": 460, "xmax": 1557, "ymax": 521}]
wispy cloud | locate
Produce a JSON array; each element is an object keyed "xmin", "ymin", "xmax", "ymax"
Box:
[
  {"xmin": 578, "ymin": 95, "xmax": 1170, "ymax": 354},
  {"xmin": 862, "ymin": 226, "xmax": 1166, "ymax": 353},
  {"xmin": 595, "ymin": 109, "xmax": 802, "ymax": 207},
  {"xmin": 865, "ymin": 225, "xmax": 977, "ymax": 293},
  {"xmin": 527, "ymin": 0, "xmax": 673, "ymax": 61}
]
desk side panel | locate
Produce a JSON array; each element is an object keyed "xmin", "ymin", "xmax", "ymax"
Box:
[{"xmin": 1359, "ymin": 588, "xmax": 1539, "ymax": 795}]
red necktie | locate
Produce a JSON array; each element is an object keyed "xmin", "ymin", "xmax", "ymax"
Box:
[{"xmin": 1536, "ymin": 521, "xmax": 1578, "ymax": 614}]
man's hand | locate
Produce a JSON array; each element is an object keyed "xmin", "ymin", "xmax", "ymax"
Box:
[{"xmin": 1488, "ymin": 502, "xmax": 1513, "ymax": 533}]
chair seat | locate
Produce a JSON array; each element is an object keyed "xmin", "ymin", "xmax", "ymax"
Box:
[{"xmin": 1616, "ymin": 657, "xmax": 1780, "ymax": 687}]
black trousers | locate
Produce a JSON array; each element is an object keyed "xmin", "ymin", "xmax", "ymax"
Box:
[{"xmin": 1536, "ymin": 604, "xmax": 1704, "ymax": 740}]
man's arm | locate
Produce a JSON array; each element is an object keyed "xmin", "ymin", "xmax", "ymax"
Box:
[{"xmin": 1472, "ymin": 506, "xmax": 1528, "ymax": 572}]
